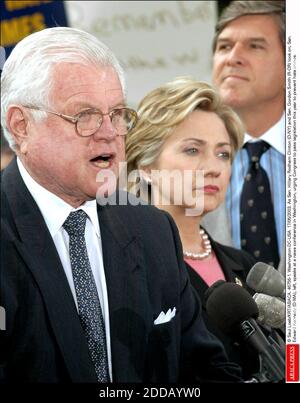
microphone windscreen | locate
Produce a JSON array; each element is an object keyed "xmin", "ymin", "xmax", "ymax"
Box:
[
  {"xmin": 253, "ymin": 293, "xmax": 285, "ymax": 329},
  {"xmin": 246, "ymin": 262, "xmax": 285, "ymax": 297},
  {"xmin": 203, "ymin": 279, "xmax": 226, "ymax": 306},
  {"xmin": 246, "ymin": 262, "xmax": 270, "ymax": 290},
  {"xmin": 206, "ymin": 282, "xmax": 259, "ymax": 335}
]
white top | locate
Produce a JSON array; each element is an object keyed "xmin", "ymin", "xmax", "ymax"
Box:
[
  {"xmin": 244, "ymin": 113, "xmax": 285, "ymax": 155},
  {"xmin": 17, "ymin": 158, "xmax": 112, "ymax": 380}
]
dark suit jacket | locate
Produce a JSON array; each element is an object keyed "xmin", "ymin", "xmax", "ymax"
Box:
[
  {"xmin": 0, "ymin": 160, "xmax": 242, "ymax": 383},
  {"xmin": 186, "ymin": 238, "xmax": 259, "ymax": 379}
]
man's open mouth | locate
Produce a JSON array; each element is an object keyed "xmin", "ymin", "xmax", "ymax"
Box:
[{"xmin": 90, "ymin": 153, "xmax": 115, "ymax": 169}]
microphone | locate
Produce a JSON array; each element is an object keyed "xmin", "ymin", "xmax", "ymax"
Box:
[
  {"xmin": 246, "ymin": 262, "xmax": 285, "ymax": 299},
  {"xmin": 253, "ymin": 293, "xmax": 285, "ymax": 333},
  {"xmin": 205, "ymin": 281, "xmax": 285, "ymax": 382}
]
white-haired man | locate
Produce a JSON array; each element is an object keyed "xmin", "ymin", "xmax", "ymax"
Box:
[{"xmin": 1, "ymin": 27, "xmax": 241, "ymax": 383}]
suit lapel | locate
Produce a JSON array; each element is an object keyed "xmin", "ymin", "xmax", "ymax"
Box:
[
  {"xmin": 210, "ymin": 239, "xmax": 246, "ymax": 284},
  {"xmin": 3, "ymin": 161, "xmax": 97, "ymax": 382},
  {"xmin": 98, "ymin": 204, "xmax": 152, "ymax": 382},
  {"xmin": 186, "ymin": 263, "xmax": 209, "ymax": 302},
  {"xmin": 4, "ymin": 161, "xmax": 152, "ymax": 382},
  {"xmin": 186, "ymin": 236, "xmax": 247, "ymax": 314}
]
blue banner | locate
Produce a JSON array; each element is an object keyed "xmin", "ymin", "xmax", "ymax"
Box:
[{"xmin": 1, "ymin": 0, "xmax": 68, "ymax": 60}]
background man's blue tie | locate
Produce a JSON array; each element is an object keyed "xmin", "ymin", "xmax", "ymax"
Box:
[
  {"xmin": 240, "ymin": 141, "xmax": 280, "ymax": 267},
  {"xmin": 63, "ymin": 209, "xmax": 109, "ymax": 382}
]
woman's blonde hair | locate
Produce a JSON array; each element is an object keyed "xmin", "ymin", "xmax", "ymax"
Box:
[{"xmin": 126, "ymin": 77, "xmax": 244, "ymax": 178}]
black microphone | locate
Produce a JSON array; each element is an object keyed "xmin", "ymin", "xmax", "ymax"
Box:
[
  {"xmin": 205, "ymin": 282, "xmax": 285, "ymax": 382},
  {"xmin": 246, "ymin": 262, "xmax": 285, "ymax": 299}
]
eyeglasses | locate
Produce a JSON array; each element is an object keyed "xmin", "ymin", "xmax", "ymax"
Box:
[{"xmin": 23, "ymin": 105, "xmax": 138, "ymax": 137}]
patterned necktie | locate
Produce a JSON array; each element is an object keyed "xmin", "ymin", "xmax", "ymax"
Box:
[
  {"xmin": 240, "ymin": 141, "xmax": 279, "ymax": 267},
  {"xmin": 63, "ymin": 209, "xmax": 109, "ymax": 382}
]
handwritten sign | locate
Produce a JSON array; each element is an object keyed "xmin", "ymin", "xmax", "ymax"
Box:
[{"xmin": 65, "ymin": 1, "xmax": 217, "ymax": 106}]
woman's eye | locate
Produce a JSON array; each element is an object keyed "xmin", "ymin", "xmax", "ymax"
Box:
[
  {"xmin": 217, "ymin": 151, "xmax": 231, "ymax": 160},
  {"xmin": 184, "ymin": 148, "xmax": 199, "ymax": 155}
]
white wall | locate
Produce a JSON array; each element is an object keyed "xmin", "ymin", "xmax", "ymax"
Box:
[{"xmin": 65, "ymin": 1, "xmax": 217, "ymax": 106}]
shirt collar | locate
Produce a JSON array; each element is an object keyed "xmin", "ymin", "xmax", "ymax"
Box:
[
  {"xmin": 17, "ymin": 158, "xmax": 100, "ymax": 238},
  {"xmin": 244, "ymin": 113, "xmax": 285, "ymax": 155}
]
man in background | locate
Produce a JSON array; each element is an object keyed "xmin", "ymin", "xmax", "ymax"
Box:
[{"xmin": 203, "ymin": 1, "xmax": 285, "ymax": 273}]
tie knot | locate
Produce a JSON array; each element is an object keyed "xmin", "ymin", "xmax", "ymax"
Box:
[
  {"xmin": 244, "ymin": 141, "xmax": 270, "ymax": 162},
  {"xmin": 63, "ymin": 209, "xmax": 87, "ymax": 237}
]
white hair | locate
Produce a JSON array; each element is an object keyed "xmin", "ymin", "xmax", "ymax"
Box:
[{"xmin": 1, "ymin": 27, "xmax": 126, "ymax": 150}]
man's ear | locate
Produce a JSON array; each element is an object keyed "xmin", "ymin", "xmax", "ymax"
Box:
[{"xmin": 6, "ymin": 105, "xmax": 31, "ymax": 154}]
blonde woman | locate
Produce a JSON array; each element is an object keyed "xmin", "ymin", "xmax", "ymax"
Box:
[{"xmin": 126, "ymin": 77, "xmax": 259, "ymax": 378}]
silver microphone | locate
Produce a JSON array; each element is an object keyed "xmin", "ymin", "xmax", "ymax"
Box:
[
  {"xmin": 246, "ymin": 262, "xmax": 285, "ymax": 299},
  {"xmin": 253, "ymin": 293, "xmax": 285, "ymax": 333}
]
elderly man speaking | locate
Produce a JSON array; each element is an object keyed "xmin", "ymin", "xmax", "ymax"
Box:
[{"xmin": 0, "ymin": 27, "xmax": 242, "ymax": 383}]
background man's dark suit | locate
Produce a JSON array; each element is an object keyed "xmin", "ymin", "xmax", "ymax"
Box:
[{"xmin": 0, "ymin": 160, "xmax": 241, "ymax": 383}]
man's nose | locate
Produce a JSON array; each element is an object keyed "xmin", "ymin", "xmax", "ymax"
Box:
[
  {"xmin": 93, "ymin": 114, "xmax": 117, "ymax": 141},
  {"xmin": 226, "ymin": 43, "xmax": 246, "ymax": 67}
]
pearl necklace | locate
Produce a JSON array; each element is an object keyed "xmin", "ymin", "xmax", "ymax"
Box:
[{"xmin": 183, "ymin": 229, "xmax": 212, "ymax": 260}]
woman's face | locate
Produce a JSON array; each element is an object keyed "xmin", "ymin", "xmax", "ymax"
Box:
[{"xmin": 148, "ymin": 109, "xmax": 232, "ymax": 216}]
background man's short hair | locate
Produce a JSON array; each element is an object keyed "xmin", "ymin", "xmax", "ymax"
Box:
[{"xmin": 212, "ymin": 1, "xmax": 286, "ymax": 52}]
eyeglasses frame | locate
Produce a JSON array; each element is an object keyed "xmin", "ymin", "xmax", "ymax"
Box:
[{"xmin": 22, "ymin": 105, "xmax": 138, "ymax": 137}]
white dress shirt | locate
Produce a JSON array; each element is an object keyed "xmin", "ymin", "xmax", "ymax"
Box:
[
  {"xmin": 244, "ymin": 113, "xmax": 285, "ymax": 154},
  {"xmin": 17, "ymin": 158, "xmax": 112, "ymax": 380}
]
